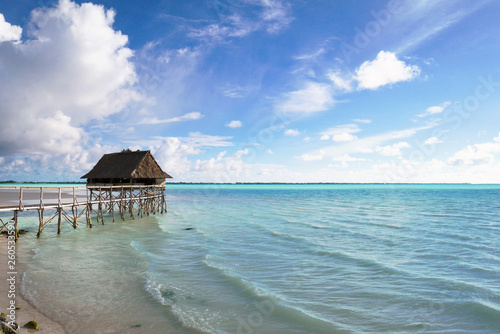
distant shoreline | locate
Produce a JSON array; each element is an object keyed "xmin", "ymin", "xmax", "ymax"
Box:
[{"xmin": 0, "ymin": 181, "xmax": 487, "ymax": 185}]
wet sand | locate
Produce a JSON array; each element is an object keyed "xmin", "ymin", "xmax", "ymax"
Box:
[{"xmin": 0, "ymin": 237, "xmax": 66, "ymax": 333}]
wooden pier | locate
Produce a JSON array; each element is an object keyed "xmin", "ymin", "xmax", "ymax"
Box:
[{"xmin": 0, "ymin": 185, "xmax": 167, "ymax": 240}]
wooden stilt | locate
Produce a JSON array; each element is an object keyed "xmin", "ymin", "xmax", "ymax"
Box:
[
  {"xmin": 57, "ymin": 209, "xmax": 62, "ymax": 234},
  {"xmin": 57, "ymin": 188, "xmax": 62, "ymax": 234},
  {"xmin": 129, "ymin": 188, "xmax": 134, "ymax": 219},
  {"xmin": 86, "ymin": 203, "xmax": 92, "ymax": 227},
  {"xmin": 14, "ymin": 211, "xmax": 18, "ymax": 241},
  {"xmin": 19, "ymin": 188, "xmax": 23, "ymax": 211},
  {"xmin": 120, "ymin": 187, "xmax": 125, "ymax": 221},
  {"xmin": 37, "ymin": 209, "xmax": 43, "ymax": 238},
  {"xmin": 99, "ymin": 187, "xmax": 104, "ymax": 225}
]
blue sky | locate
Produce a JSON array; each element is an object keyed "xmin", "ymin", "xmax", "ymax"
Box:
[{"xmin": 1, "ymin": 0, "xmax": 500, "ymax": 182}]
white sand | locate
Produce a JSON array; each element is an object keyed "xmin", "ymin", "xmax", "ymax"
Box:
[{"xmin": 1, "ymin": 237, "xmax": 66, "ymax": 333}]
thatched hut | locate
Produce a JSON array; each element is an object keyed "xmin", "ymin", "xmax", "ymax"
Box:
[{"xmin": 81, "ymin": 149, "xmax": 172, "ymax": 186}]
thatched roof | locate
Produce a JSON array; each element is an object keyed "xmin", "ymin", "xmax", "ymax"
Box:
[{"xmin": 81, "ymin": 150, "xmax": 172, "ymax": 179}]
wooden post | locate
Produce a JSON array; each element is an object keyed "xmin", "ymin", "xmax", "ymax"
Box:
[
  {"xmin": 13, "ymin": 211, "xmax": 18, "ymax": 241},
  {"xmin": 57, "ymin": 188, "xmax": 62, "ymax": 234},
  {"xmin": 19, "ymin": 187, "xmax": 23, "ymax": 211},
  {"xmin": 120, "ymin": 186, "xmax": 124, "ymax": 221},
  {"xmin": 129, "ymin": 187, "xmax": 134, "ymax": 219},
  {"xmin": 37, "ymin": 209, "xmax": 43, "ymax": 238},
  {"xmin": 73, "ymin": 187, "xmax": 78, "ymax": 228},
  {"xmin": 71, "ymin": 206, "xmax": 77, "ymax": 229},
  {"xmin": 37, "ymin": 187, "xmax": 43, "ymax": 238},
  {"xmin": 86, "ymin": 203, "xmax": 92, "ymax": 228},
  {"xmin": 89, "ymin": 188, "xmax": 93, "ymax": 210},
  {"xmin": 40, "ymin": 187, "xmax": 44, "ymax": 209},
  {"xmin": 111, "ymin": 190, "xmax": 115, "ymax": 222},
  {"xmin": 139, "ymin": 187, "xmax": 143, "ymax": 218},
  {"xmin": 99, "ymin": 187, "xmax": 104, "ymax": 224}
]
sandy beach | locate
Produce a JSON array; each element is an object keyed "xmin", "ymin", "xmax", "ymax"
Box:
[{"xmin": 1, "ymin": 237, "xmax": 66, "ymax": 333}]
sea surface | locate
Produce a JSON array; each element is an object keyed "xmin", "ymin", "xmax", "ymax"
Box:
[{"xmin": 4, "ymin": 184, "xmax": 500, "ymax": 333}]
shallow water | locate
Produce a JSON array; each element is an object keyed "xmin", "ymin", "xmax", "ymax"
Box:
[{"xmin": 9, "ymin": 184, "xmax": 500, "ymax": 333}]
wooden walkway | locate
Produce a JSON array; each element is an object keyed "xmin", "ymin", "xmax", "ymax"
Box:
[{"xmin": 0, "ymin": 185, "xmax": 166, "ymax": 240}]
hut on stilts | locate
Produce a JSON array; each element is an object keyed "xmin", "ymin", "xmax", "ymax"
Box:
[{"xmin": 81, "ymin": 149, "xmax": 172, "ymax": 224}]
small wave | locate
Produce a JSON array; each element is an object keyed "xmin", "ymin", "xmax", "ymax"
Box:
[
  {"xmin": 144, "ymin": 274, "xmax": 176, "ymax": 307},
  {"xmin": 20, "ymin": 271, "xmax": 39, "ymax": 309},
  {"xmin": 366, "ymin": 220, "xmax": 403, "ymax": 229},
  {"xmin": 458, "ymin": 299, "xmax": 500, "ymax": 323},
  {"xmin": 271, "ymin": 302, "xmax": 347, "ymax": 334},
  {"xmin": 286, "ymin": 219, "xmax": 330, "ymax": 229},
  {"xmin": 31, "ymin": 247, "xmax": 41, "ymax": 259},
  {"xmin": 171, "ymin": 304, "xmax": 222, "ymax": 334},
  {"xmin": 203, "ymin": 255, "xmax": 279, "ymax": 301},
  {"xmin": 310, "ymin": 248, "xmax": 413, "ymax": 277}
]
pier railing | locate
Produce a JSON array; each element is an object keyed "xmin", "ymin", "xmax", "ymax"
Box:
[{"xmin": 0, "ymin": 185, "xmax": 167, "ymax": 240}]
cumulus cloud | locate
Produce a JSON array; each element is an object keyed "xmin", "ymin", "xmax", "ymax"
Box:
[
  {"xmin": 153, "ymin": 134, "xmax": 250, "ymax": 181},
  {"xmin": 353, "ymin": 119, "xmax": 372, "ymax": 124},
  {"xmin": 299, "ymin": 150, "xmax": 325, "ymax": 161},
  {"xmin": 417, "ymin": 101, "xmax": 451, "ymax": 117},
  {"xmin": 328, "ymin": 70, "xmax": 353, "ymax": 92},
  {"xmin": 332, "ymin": 154, "xmax": 366, "ymax": 168},
  {"xmin": 0, "ymin": 0, "xmax": 139, "ymax": 156},
  {"xmin": 226, "ymin": 120, "xmax": 243, "ymax": 128},
  {"xmin": 447, "ymin": 133, "xmax": 500, "ymax": 166},
  {"xmin": 0, "ymin": 13, "xmax": 22, "ymax": 42},
  {"xmin": 376, "ymin": 141, "xmax": 411, "ymax": 156},
  {"xmin": 319, "ymin": 124, "xmax": 361, "ymax": 142},
  {"xmin": 139, "ymin": 112, "xmax": 203, "ymax": 125},
  {"xmin": 425, "ymin": 136, "xmax": 443, "ymax": 145},
  {"xmin": 356, "ymin": 51, "xmax": 421, "ymax": 90},
  {"xmin": 277, "ymin": 82, "xmax": 334, "ymax": 114},
  {"xmin": 284, "ymin": 129, "xmax": 300, "ymax": 136}
]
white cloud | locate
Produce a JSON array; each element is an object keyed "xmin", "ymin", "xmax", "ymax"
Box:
[
  {"xmin": 235, "ymin": 149, "xmax": 249, "ymax": 159},
  {"xmin": 266, "ymin": 149, "xmax": 274, "ymax": 154},
  {"xmin": 320, "ymin": 135, "xmax": 330, "ymax": 141},
  {"xmin": 226, "ymin": 120, "xmax": 243, "ymax": 128},
  {"xmin": 328, "ymin": 70, "xmax": 353, "ymax": 92},
  {"xmin": 181, "ymin": 132, "xmax": 234, "ymax": 148},
  {"xmin": 0, "ymin": 0, "xmax": 139, "ymax": 156},
  {"xmin": 299, "ymin": 150, "xmax": 325, "ymax": 161},
  {"xmin": 153, "ymin": 134, "xmax": 251, "ymax": 182},
  {"xmin": 353, "ymin": 119, "xmax": 372, "ymax": 124},
  {"xmin": 293, "ymin": 48, "xmax": 325, "ymax": 60},
  {"xmin": 376, "ymin": 142, "xmax": 411, "ymax": 156},
  {"xmin": 284, "ymin": 129, "xmax": 300, "ymax": 136},
  {"xmin": 418, "ymin": 101, "xmax": 451, "ymax": 117},
  {"xmin": 139, "ymin": 112, "xmax": 203, "ymax": 125},
  {"xmin": 356, "ymin": 51, "xmax": 421, "ymax": 90},
  {"xmin": 277, "ymin": 82, "xmax": 334, "ymax": 114},
  {"xmin": 310, "ymin": 122, "xmax": 438, "ymax": 162},
  {"xmin": 0, "ymin": 13, "xmax": 22, "ymax": 42},
  {"xmin": 260, "ymin": 0, "xmax": 294, "ymax": 33},
  {"xmin": 320, "ymin": 124, "xmax": 361, "ymax": 142},
  {"xmin": 447, "ymin": 133, "xmax": 500, "ymax": 166},
  {"xmin": 425, "ymin": 136, "xmax": 443, "ymax": 145},
  {"xmin": 188, "ymin": 0, "xmax": 292, "ymax": 42},
  {"xmin": 221, "ymin": 86, "xmax": 253, "ymax": 98},
  {"xmin": 392, "ymin": 1, "xmax": 492, "ymax": 54},
  {"xmin": 332, "ymin": 154, "xmax": 366, "ymax": 168}
]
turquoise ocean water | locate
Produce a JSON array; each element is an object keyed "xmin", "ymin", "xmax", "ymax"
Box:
[{"xmin": 4, "ymin": 184, "xmax": 500, "ymax": 333}]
